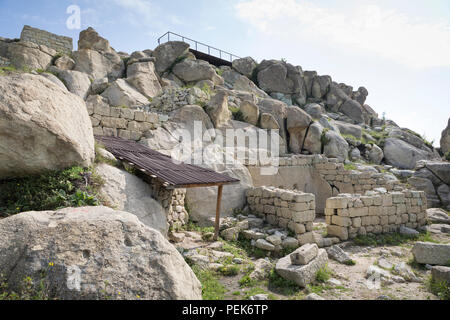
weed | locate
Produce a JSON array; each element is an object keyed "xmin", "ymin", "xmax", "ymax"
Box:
[
  {"xmin": 344, "ymin": 260, "xmax": 357, "ymax": 266},
  {"xmin": 191, "ymin": 266, "xmax": 227, "ymax": 300},
  {"xmin": 0, "ymin": 166, "xmax": 103, "ymax": 217},
  {"xmin": 315, "ymin": 264, "xmax": 332, "ymax": 283},
  {"xmin": 344, "ymin": 163, "xmax": 357, "ymax": 171},
  {"xmin": 426, "ymin": 276, "xmax": 450, "ymax": 300},
  {"xmin": 229, "ymin": 106, "xmax": 245, "ymax": 122},
  {"xmin": 218, "ymin": 265, "xmax": 240, "ymax": 277},
  {"xmin": 267, "ymin": 269, "xmax": 299, "ymax": 296}
]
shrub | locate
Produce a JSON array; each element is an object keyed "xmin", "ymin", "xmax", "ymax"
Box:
[
  {"xmin": 191, "ymin": 266, "xmax": 227, "ymax": 300},
  {"xmin": 426, "ymin": 276, "xmax": 450, "ymax": 300},
  {"xmin": 315, "ymin": 264, "xmax": 332, "ymax": 283},
  {"xmin": 0, "ymin": 166, "xmax": 103, "ymax": 217}
]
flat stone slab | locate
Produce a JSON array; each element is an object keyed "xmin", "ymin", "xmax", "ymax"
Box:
[
  {"xmin": 290, "ymin": 243, "xmax": 319, "ymax": 265},
  {"xmin": 276, "ymin": 249, "xmax": 328, "ymax": 287},
  {"xmin": 412, "ymin": 242, "xmax": 450, "ymax": 265},
  {"xmin": 431, "ymin": 266, "xmax": 450, "ymax": 284}
]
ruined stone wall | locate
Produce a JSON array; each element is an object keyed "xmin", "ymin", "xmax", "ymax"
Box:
[
  {"xmin": 150, "ymin": 181, "xmax": 188, "ymax": 229},
  {"xmin": 246, "ymin": 187, "xmax": 316, "ymax": 243},
  {"xmin": 20, "ymin": 25, "xmax": 72, "ymax": 53},
  {"xmin": 325, "ymin": 189, "xmax": 427, "ymax": 241},
  {"xmin": 88, "ymin": 103, "xmax": 168, "ymax": 141},
  {"xmin": 246, "ymin": 154, "xmax": 403, "ymax": 213}
]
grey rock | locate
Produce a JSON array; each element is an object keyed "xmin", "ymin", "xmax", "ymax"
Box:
[
  {"xmin": 412, "ymin": 242, "xmax": 450, "ymax": 265},
  {"xmin": 427, "ymin": 208, "xmax": 450, "ymax": 225},
  {"xmin": 275, "ymin": 249, "xmax": 328, "ymax": 287},
  {"xmin": 0, "ymin": 73, "xmax": 94, "ymax": 179},
  {"xmin": 232, "ymin": 56, "xmax": 257, "ymax": 78},
  {"xmin": 325, "ymin": 245, "xmax": 352, "ymax": 264},
  {"xmin": 152, "ymin": 41, "xmax": 190, "ymax": 75},
  {"xmin": 399, "ymin": 226, "xmax": 420, "ymax": 237},
  {"xmin": 290, "ymin": 243, "xmax": 319, "ymax": 265},
  {"xmin": 0, "ymin": 206, "xmax": 202, "ymax": 300},
  {"xmin": 431, "ymin": 266, "xmax": 450, "ymax": 284},
  {"xmin": 305, "ymin": 293, "xmax": 325, "ymax": 300}
]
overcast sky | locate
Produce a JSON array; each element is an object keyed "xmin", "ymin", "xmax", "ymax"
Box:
[{"xmin": 1, "ymin": 0, "xmax": 449, "ymax": 147}]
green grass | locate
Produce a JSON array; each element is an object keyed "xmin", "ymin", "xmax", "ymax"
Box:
[
  {"xmin": 343, "ymin": 260, "xmax": 357, "ymax": 266},
  {"xmin": 94, "ymin": 142, "xmax": 119, "ymax": 167},
  {"xmin": 242, "ymin": 287, "xmax": 272, "ymax": 300},
  {"xmin": 229, "ymin": 106, "xmax": 245, "ymax": 122},
  {"xmin": 267, "ymin": 269, "xmax": 300, "ymax": 296},
  {"xmin": 315, "ymin": 264, "xmax": 332, "ymax": 283},
  {"xmin": 344, "ymin": 163, "xmax": 357, "ymax": 171},
  {"xmin": 426, "ymin": 276, "xmax": 450, "ymax": 300},
  {"xmin": 444, "ymin": 151, "xmax": 450, "ymax": 161},
  {"xmin": 0, "ymin": 166, "xmax": 104, "ymax": 217},
  {"xmin": 181, "ymin": 221, "xmax": 215, "ymax": 235},
  {"xmin": 191, "ymin": 266, "xmax": 227, "ymax": 300},
  {"xmin": 218, "ymin": 264, "xmax": 240, "ymax": 277},
  {"xmin": 221, "ymin": 236, "xmax": 268, "ymax": 259}
]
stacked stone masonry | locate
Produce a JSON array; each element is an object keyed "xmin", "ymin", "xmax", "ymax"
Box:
[
  {"xmin": 20, "ymin": 25, "xmax": 73, "ymax": 53},
  {"xmin": 246, "ymin": 187, "xmax": 316, "ymax": 242},
  {"xmin": 150, "ymin": 181, "xmax": 188, "ymax": 229},
  {"xmin": 88, "ymin": 104, "xmax": 168, "ymax": 141},
  {"xmin": 325, "ymin": 189, "xmax": 428, "ymax": 241},
  {"xmin": 274, "ymin": 154, "xmax": 401, "ymax": 194}
]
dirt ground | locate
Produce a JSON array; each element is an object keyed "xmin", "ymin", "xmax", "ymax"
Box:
[{"xmin": 176, "ymin": 219, "xmax": 449, "ymax": 301}]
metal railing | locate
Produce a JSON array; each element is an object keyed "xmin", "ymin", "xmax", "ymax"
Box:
[{"xmin": 157, "ymin": 31, "xmax": 241, "ymax": 62}]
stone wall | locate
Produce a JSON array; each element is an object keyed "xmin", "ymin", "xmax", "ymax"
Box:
[
  {"xmin": 325, "ymin": 189, "xmax": 428, "ymax": 241},
  {"xmin": 246, "ymin": 187, "xmax": 316, "ymax": 243},
  {"xmin": 88, "ymin": 103, "xmax": 168, "ymax": 141},
  {"xmin": 20, "ymin": 25, "xmax": 72, "ymax": 53},
  {"xmin": 148, "ymin": 86, "xmax": 210, "ymax": 114},
  {"xmin": 247, "ymin": 154, "xmax": 402, "ymax": 213}
]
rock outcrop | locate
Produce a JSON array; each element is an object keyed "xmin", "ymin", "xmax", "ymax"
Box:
[
  {"xmin": 95, "ymin": 163, "xmax": 168, "ymax": 235},
  {"xmin": 0, "ymin": 73, "xmax": 94, "ymax": 179},
  {"xmin": 0, "ymin": 206, "xmax": 202, "ymax": 300},
  {"xmin": 441, "ymin": 118, "xmax": 450, "ymax": 155}
]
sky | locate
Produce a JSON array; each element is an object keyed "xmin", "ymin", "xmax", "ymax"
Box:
[{"xmin": 0, "ymin": 0, "xmax": 449, "ymax": 147}]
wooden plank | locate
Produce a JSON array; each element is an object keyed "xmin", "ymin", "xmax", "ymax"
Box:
[{"xmin": 213, "ymin": 185, "xmax": 224, "ymax": 241}]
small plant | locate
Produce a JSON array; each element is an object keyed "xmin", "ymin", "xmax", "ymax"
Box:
[
  {"xmin": 426, "ymin": 276, "xmax": 450, "ymax": 300},
  {"xmin": 344, "ymin": 163, "xmax": 357, "ymax": 171},
  {"xmin": 0, "ymin": 166, "xmax": 103, "ymax": 217},
  {"xmin": 315, "ymin": 264, "xmax": 332, "ymax": 283},
  {"xmin": 201, "ymin": 83, "xmax": 212, "ymax": 96},
  {"xmin": 344, "ymin": 259, "xmax": 356, "ymax": 266},
  {"xmin": 191, "ymin": 266, "xmax": 227, "ymax": 300},
  {"xmin": 218, "ymin": 265, "xmax": 240, "ymax": 277},
  {"xmin": 267, "ymin": 269, "xmax": 299, "ymax": 296},
  {"xmin": 444, "ymin": 151, "xmax": 450, "ymax": 161}
]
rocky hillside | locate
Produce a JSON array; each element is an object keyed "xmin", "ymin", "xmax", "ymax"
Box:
[{"xmin": 0, "ymin": 26, "xmax": 449, "ymax": 301}]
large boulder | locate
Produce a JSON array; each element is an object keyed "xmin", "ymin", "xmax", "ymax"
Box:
[
  {"xmin": 334, "ymin": 121, "xmax": 362, "ymax": 140},
  {"xmin": 441, "ymin": 118, "xmax": 450, "ymax": 155},
  {"xmin": 323, "ymin": 130, "xmax": 349, "ymax": 161},
  {"xmin": 311, "ymin": 75, "xmax": 331, "ymax": 99},
  {"xmin": 240, "ymin": 100, "xmax": 259, "ymax": 126},
  {"xmin": 73, "ymin": 49, "xmax": 125, "ymax": 81},
  {"xmin": 339, "ymin": 99, "xmax": 364, "ymax": 124},
  {"xmin": 204, "ymin": 91, "xmax": 232, "ymax": 128},
  {"xmin": 172, "ymin": 59, "xmax": 220, "ymax": 84},
  {"xmin": 0, "ymin": 73, "xmax": 94, "ymax": 179},
  {"xmin": 126, "ymin": 61, "xmax": 162, "ymax": 99},
  {"xmin": 286, "ymin": 106, "xmax": 312, "ymax": 154},
  {"xmin": 101, "ymin": 79, "xmax": 148, "ymax": 108},
  {"xmin": 95, "ymin": 163, "xmax": 168, "ymax": 236},
  {"xmin": 352, "ymin": 87, "xmax": 368, "ymax": 106},
  {"xmin": 412, "ymin": 242, "xmax": 450, "ymax": 266},
  {"xmin": 232, "ymin": 57, "xmax": 257, "ymax": 78},
  {"xmin": 368, "ymin": 144, "xmax": 384, "ymax": 165},
  {"xmin": 0, "ymin": 206, "xmax": 202, "ymax": 300},
  {"xmin": 427, "ymin": 208, "xmax": 450, "ymax": 225},
  {"xmin": 152, "ymin": 41, "xmax": 190, "ymax": 75},
  {"xmin": 303, "ymin": 122, "xmax": 323, "ymax": 155},
  {"xmin": 384, "ymin": 138, "xmax": 434, "ymax": 169},
  {"xmin": 325, "ymin": 82, "xmax": 349, "ymax": 112},
  {"xmin": 78, "ymin": 27, "xmax": 114, "ymax": 54},
  {"xmin": 57, "ymin": 70, "xmax": 91, "ymax": 100},
  {"xmin": 7, "ymin": 41, "xmax": 56, "ymax": 70}
]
